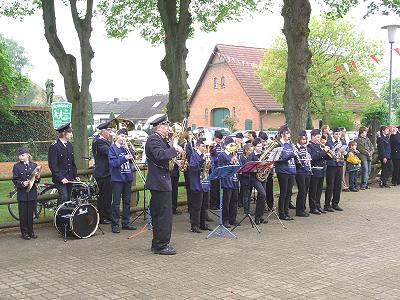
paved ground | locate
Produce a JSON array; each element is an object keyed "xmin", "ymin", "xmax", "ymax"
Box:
[{"xmin": 1, "ymin": 185, "xmax": 400, "ymax": 299}]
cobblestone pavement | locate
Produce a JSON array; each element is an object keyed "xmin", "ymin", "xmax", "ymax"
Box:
[{"xmin": 1, "ymin": 186, "xmax": 400, "ymax": 299}]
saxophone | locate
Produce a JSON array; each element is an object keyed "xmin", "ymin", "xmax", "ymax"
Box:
[{"xmin": 256, "ymin": 138, "xmax": 281, "ymax": 181}]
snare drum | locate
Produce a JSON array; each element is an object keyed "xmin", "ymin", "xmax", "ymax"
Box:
[
  {"xmin": 71, "ymin": 183, "xmax": 97, "ymax": 200},
  {"xmin": 54, "ymin": 201, "xmax": 99, "ymax": 239}
]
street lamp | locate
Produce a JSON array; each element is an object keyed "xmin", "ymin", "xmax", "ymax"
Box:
[{"xmin": 381, "ymin": 24, "xmax": 400, "ymax": 125}]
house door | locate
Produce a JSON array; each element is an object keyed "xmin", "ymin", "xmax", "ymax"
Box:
[{"xmin": 212, "ymin": 108, "xmax": 230, "ymax": 127}]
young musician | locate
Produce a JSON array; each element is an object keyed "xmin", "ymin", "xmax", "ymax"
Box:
[
  {"xmin": 246, "ymin": 131, "xmax": 257, "ymax": 144},
  {"xmin": 48, "ymin": 123, "xmax": 79, "ymax": 205},
  {"xmin": 340, "ymin": 128, "xmax": 350, "ymax": 192},
  {"xmin": 235, "ymin": 132, "xmax": 244, "ymax": 208},
  {"xmin": 218, "ymin": 136, "xmax": 240, "ymax": 227},
  {"xmin": 356, "ymin": 126, "xmax": 374, "ymax": 190},
  {"xmin": 108, "ymin": 128, "xmax": 137, "ymax": 233},
  {"xmin": 321, "ymin": 125, "xmax": 331, "ymax": 145},
  {"xmin": 12, "ymin": 148, "xmax": 40, "ymax": 240},
  {"xmin": 346, "ymin": 141, "xmax": 361, "ymax": 192},
  {"xmin": 325, "ymin": 127, "xmax": 347, "ymax": 211},
  {"xmin": 248, "ymin": 138, "xmax": 268, "ymax": 224},
  {"xmin": 182, "ymin": 127, "xmax": 195, "ymax": 214},
  {"xmin": 295, "ymin": 131, "xmax": 312, "ymax": 217},
  {"xmin": 188, "ymin": 139, "xmax": 213, "ymax": 233},
  {"xmin": 377, "ymin": 125, "xmax": 392, "ymax": 188},
  {"xmin": 307, "ymin": 129, "xmax": 329, "ymax": 214},
  {"xmin": 209, "ymin": 130, "xmax": 224, "ymax": 210},
  {"xmin": 275, "ymin": 125, "xmax": 296, "ymax": 221},
  {"xmin": 259, "ymin": 131, "xmax": 274, "ymax": 210},
  {"xmin": 239, "ymin": 143, "xmax": 253, "ymax": 215}
]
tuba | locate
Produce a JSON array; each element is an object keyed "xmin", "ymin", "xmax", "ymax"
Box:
[
  {"xmin": 256, "ymin": 138, "xmax": 281, "ymax": 181},
  {"xmin": 168, "ymin": 119, "xmax": 188, "ymax": 172}
]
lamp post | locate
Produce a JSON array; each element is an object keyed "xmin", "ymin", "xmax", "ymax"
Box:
[{"xmin": 381, "ymin": 25, "xmax": 400, "ymax": 125}]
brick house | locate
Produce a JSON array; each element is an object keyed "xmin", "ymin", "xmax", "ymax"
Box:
[{"xmin": 188, "ymin": 44, "xmax": 288, "ymax": 131}]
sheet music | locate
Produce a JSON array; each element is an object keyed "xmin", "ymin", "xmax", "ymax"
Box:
[{"xmin": 267, "ymin": 147, "xmax": 283, "ymax": 162}]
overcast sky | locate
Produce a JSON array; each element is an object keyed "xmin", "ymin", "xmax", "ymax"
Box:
[{"xmin": 0, "ymin": 1, "xmax": 399, "ymax": 102}]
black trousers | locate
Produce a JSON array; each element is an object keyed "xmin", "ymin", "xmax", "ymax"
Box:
[
  {"xmin": 189, "ymin": 191, "xmax": 209, "ymax": 227},
  {"xmin": 150, "ymin": 190, "xmax": 172, "ymax": 250},
  {"xmin": 380, "ymin": 159, "xmax": 393, "ymax": 185},
  {"xmin": 325, "ymin": 166, "xmax": 342, "ymax": 208},
  {"xmin": 55, "ymin": 183, "xmax": 73, "ymax": 206},
  {"xmin": 95, "ymin": 176, "xmax": 112, "ymax": 221},
  {"xmin": 295, "ymin": 174, "xmax": 310, "ymax": 213},
  {"xmin": 111, "ymin": 181, "xmax": 132, "ymax": 228},
  {"xmin": 210, "ymin": 179, "xmax": 220, "ymax": 209},
  {"xmin": 18, "ymin": 201, "xmax": 35, "ymax": 235},
  {"xmin": 222, "ymin": 189, "xmax": 238, "ymax": 224},
  {"xmin": 265, "ymin": 174, "xmax": 274, "ymax": 209},
  {"xmin": 184, "ymin": 171, "xmax": 192, "ymax": 211},
  {"xmin": 171, "ymin": 175, "xmax": 179, "ymax": 212},
  {"xmin": 391, "ymin": 159, "xmax": 400, "ymax": 185},
  {"xmin": 252, "ymin": 181, "xmax": 266, "ymax": 220},
  {"xmin": 308, "ymin": 177, "xmax": 324, "ymax": 211},
  {"xmin": 277, "ymin": 173, "xmax": 295, "ymax": 217}
]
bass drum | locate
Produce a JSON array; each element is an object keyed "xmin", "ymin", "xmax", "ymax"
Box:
[{"xmin": 54, "ymin": 201, "xmax": 99, "ymax": 239}]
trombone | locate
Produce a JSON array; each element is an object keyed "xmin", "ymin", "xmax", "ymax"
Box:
[{"xmin": 123, "ymin": 139, "xmax": 146, "ymax": 185}]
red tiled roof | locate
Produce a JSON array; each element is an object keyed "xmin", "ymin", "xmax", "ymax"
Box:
[{"xmin": 216, "ymin": 44, "xmax": 283, "ymax": 111}]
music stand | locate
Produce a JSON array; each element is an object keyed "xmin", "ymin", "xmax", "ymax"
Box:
[
  {"xmin": 206, "ymin": 165, "xmax": 241, "ymax": 239},
  {"xmin": 263, "ymin": 147, "xmax": 288, "ymax": 230},
  {"xmin": 231, "ymin": 161, "xmax": 271, "ymax": 233}
]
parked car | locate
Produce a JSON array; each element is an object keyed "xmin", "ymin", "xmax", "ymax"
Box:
[
  {"xmin": 128, "ymin": 130, "xmax": 148, "ymax": 142},
  {"xmin": 194, "ymin": 127, "xmax": 231, "ymax": 142}
]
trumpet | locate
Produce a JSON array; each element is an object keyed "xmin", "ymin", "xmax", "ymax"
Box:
[{"xmin": 123, "ymin": 140, "xmax": 146, "ymax": 184}]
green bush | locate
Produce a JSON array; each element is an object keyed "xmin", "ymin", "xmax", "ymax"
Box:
[{"xmin": 361, "ymin": 101, "xmax": 389, "ymax": 126}]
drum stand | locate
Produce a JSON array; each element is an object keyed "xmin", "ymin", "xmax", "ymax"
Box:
[{"xmin": 130, "ymin": 166, "xmax": 152, "ymax": 231}]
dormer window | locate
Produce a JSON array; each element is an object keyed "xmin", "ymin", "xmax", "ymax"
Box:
[
  {"xmin": 221, "ymin": 76, "xmax": 225, "ymax": 88},
  {"xmin": 213, "ymin": 77, "xmax": 218, "ymax": 89}
]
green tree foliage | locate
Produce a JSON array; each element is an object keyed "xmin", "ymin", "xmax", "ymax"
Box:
[
  {"xmin": 327, "ymin": 105, "xmax": 354, "ymax": 130},
  {"xmin": 223, "ymin": 115, "xmax": 239, "ymax": 132},
  {"xmin": 323, "ymin": 0, "xmax": 400, "ymax": 18},
  {"xmin": 259, "ymin": 16, "xmax": 383, "ymax": 125},
  {"xmin": 361, "ymin": 101, "xmax": 389, "ymax": 127},
  {"xmin": 0, "ymin": 40, "xmax": 29, "ymax": 120},
  {"xmin": 380, "ymin": 77, "xmax": 400, "ymax": 110},
  {"xmin": 0, "ymin": 33, "xmax": 30, "ymax": 72}
]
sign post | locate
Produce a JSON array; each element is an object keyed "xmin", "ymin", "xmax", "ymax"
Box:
[{"xmin": 51, "ymin": 102, "xmax": 72, "ymax": 129}]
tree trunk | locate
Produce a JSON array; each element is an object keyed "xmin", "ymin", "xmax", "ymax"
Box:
[
  {"xmin": 42, "ymin": 0, "xmax": 94, "ymax": 169},
  {"xmin": 281, "ymin": 0, "xmax": 312, "ymax": 136},
  {"xmin": 158, "ymin": 0, "xmax": 191, "ymax": 123}
]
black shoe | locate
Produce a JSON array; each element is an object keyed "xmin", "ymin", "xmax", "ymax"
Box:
[
  {"xmin": 153, "ymin": 245, "xmax": 177, "ymax": 255},
  {"xmin": 122, "ymin": 224, "xmax": 137, "ymax": 230},
  {"xmin": 289, "ymin": 203, "xmax": 296, "ymax": 209},
  {"xmin": 359, "ymin": 187, "xmax": 366, "ymax": 190},
  {"xmin": 21, "ymin": 234, "xmax": 30, "ymax": 240},
  {"xmin": 296, "ymin": 211, "xmax": 309, "ymax": 217},
  {"xmin": 324, "ymin": 207, "xmax": 335, "ymax": 212},
  {"xmin": 200, "ymin": 224, "xmax": 213, "ymax": 231},
  {"xmin": 317, "ymin": 207, "xmax": 327, "ymax": 214},
  {"xmin": 111, "ymin": 227, "xmax": 120, "ymax": 233},
  {"xmin": 310, "ymin": 209, "xmax": 321, "ymax": 215},
  {"xmin": 191, "ymin": 226, "xmax": 202, "ymax": 233},
  {"xmin": 349, "ymin": 189, "xmax": 359, "ymax": 192},
  {"xmin": 279, "ymin": 215, "xmax": 292, "ymax": 221},
  {"xmin": 392, "ymin": 183, "xmax": 397, "ymax": 186},
  {"xmin": 206, "ymin": 216, "xmax": 214, "ymax": 222},
  {"xmin": 365, "ymin": 185, "xmax": 370, "ymax": 189},
  {"xmin": 28, "ymin": 233, "xmax": 38, "ymax": 239},
  {"xmin": 255, "ymin": 218, "xmax": 268, "ymax": 225},
  {"xmin": 332, "ymin": 205, "xmax": 344, "ymax": 211},
  {"xmin": 223, "ymin": 223, "xmax": 231, "ymax": 228},
  {"xmin": 100, "ymin": 219, "xmax": 112, "ymax": 224}
]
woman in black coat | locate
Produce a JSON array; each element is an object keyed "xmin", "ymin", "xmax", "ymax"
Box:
[{"xmin": 377, "ymin": 126, "xmax": 393, "ymax": 188}]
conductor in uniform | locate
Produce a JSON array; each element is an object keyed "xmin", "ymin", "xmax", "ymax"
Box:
[
  {"xmin": 92, "ymin": 121, "xmax": 113, "ymax": 224},
  {"xmin": 145, "ymin": 114, "xmax": 183, "ymax": 255},
  {"xmin": 48, "ymin": 123, "xmax": 79, "ymax": 205}
]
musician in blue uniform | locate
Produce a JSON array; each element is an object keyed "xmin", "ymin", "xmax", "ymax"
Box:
[
  {"xmin": 248, "ymin": 138, "xmax": 268, "ymax": 224},
  {"xmin": 92, "ymin": 121, "xmax": 113, "ymax": 224},
  {"xmin": 48, "ymin": 123, "xmax": 79, "ymax": 205},
  {"xmin": 235, "ymin": 132, "xmax": 244, "ymax": 208},
  {"xmin": 325, "ymin": 127, "xmax": 347, "ymax": 211},
  {"xmin": 295, "ymin": 131, "xmax": 312, "ymax": 217},
  {"xmin": 182, "ymin": 127, "xmax": 195, "ymax": 214},
  {"xmin": 239, "ymin": 143, "xmax": 253, "ymax": 215},
  {"xmin": 108, "ymin": 128, "xmax": 137, "ymax": 233},
  {"xmin": 145, "ymin": 115, "xmax": 183, "ymax": 255},
  {"xmin": 209, "ymin": 130, "xmax": 224, "ymax": 210},
  {"xmin": 218, "ymin": 136, "xmax": 240, "ymax": 227},
  {"xmin": 307, "ymin": 129, "xmax": 329, "ymax": 214},
  {"xmin": 12, "ymin": 148, "xmax": 40, "ymax": 240},
  {"xmin": 188, "ymin": 139, "xmax": 213, "ymax": 233},
  {"xmin": 259, "ymin": 131, "xmax": 274, "ymax": 210},
  {"xmin": 275, "ymin": 124, "xmax": 296, "ymax": 221}
]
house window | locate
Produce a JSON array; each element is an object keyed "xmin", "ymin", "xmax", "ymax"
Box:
[
  {"xmin": 245, "ymin": 119, "xmax": 253, "ymax": 130},
  {"xmin": 205, "ymin": 108, "xmax": 209, "ymax": 120},
  {"xmin": 213, "ymin": 77, "xmax": 218, "ymax": 89},
  {"xmin": 221, "ymin": 76, "xmax": 225, "ymax": 88},
  {"xmin": 192, "ymin": 124, "xmax": 197, "ymax": 130}
]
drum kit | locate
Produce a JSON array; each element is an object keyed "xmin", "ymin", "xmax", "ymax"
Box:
[{"xmin": 54, "ymin": 182, "xmax": 103, "ymax": 242}]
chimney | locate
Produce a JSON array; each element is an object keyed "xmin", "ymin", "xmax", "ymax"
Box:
[{"xmin": 113, "ymin": 97, "xmax": 119, "ymax": 103}]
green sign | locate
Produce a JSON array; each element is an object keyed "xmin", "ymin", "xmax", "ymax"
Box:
[{"xmin": 51, "ymin": 102, "xmax": 72, "ymax": 129}]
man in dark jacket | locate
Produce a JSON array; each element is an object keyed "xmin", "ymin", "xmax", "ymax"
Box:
[
  {"xmin": 377, "ymin": 125, "xmax": 392, "ymax": 187},
  {"xmin": 48, "ymin": 123, "xmax": 79, "ymax": 205},
  {"xmin": 92, "ymin": 121, "xmax": 113, "ymax": 224},
  {"xmin": 145, "ymin": 114, "xmax": 183, "ymax": 255},
  {"xmin": 356, "ymin": 126, "xmax": 374, "ymax": 190},
  {"xmin": 389, "ymin": 126, "xmax": 400, "ymax": 185}
]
